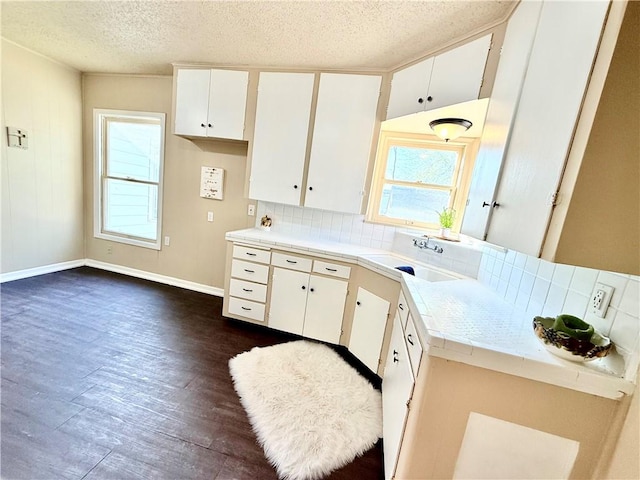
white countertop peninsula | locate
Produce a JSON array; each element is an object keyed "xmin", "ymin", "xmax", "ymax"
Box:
[{"xmin": 226, "ymin": 228, "xmax": 636, "ymax": 399}]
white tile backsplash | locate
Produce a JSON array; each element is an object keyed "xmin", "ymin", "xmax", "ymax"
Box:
[{"xmin": 477, "ymin": 244, "xmax": 640, "ymax": 362}]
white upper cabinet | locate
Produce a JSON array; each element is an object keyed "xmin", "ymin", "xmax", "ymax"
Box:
[
  {"xmin": 249, "ymin": 72, "xmax": 315, "ymax": 205},
  {"xmin": 481, "ymin": 0, "xmax": 609, "ymax": 256},
  {"xmin": 461, "ymin": 1, "xmax": 543, "ymax": 239},
  {"xmin": 386, "ymin": 34, "xmax": 492, "ymax": 120},
  {"xmin": 305, "ymin": 73, "xmax": 381, "ymax": 213},
  {"xmin": 174, "ymin": 68, "xmax": 248, "ymax": 140}
]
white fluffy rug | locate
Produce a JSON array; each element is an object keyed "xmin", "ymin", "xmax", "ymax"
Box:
[{"xmin": 229, "ymin": 340, "xmax": 382, "ymax": 480}]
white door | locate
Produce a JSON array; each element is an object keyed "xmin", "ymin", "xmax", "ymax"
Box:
[
  {"xmin": 461, "ymin": 1, "xmax": 543, "ymax": 240},
  {"xmin": 249, "ymin": 72, "xmax": 315, "ymax": 205},
  {"xmin": 349, "ymin": 288, "xmax": 390, "ymax": 372},
  {"xmin": 268, "ymin": 268, "xmax": 309, "ymax": 335},
  {"xmin": 386, "ymin": 57, "xmax": 433, "ymax": 120},
  {"xmin": 207, "ymin": 69, "xmax": 248, "ymax": 140},
  {"xmin": 486, "ymin": 0, "xmax": 608, "ymax": 255},
  {"xmin": 174, "ymin": 69, "xmax": 210, "ymax": 136},
  {"xmin": 305, "ymin": 73, "xmax": 381, "ymax": 214},
  {"xmin": 426, "ymin": 34, "xmax": 492, "ymax": 111},
  {"xmin": 382, "ymin": 314, "xmax": 414, "ymax": 480},
  {"xmin": 303, "ymin": 275, "xmax": 348, "ymax": 344}
]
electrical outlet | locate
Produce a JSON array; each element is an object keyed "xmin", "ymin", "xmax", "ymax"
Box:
[
  {"xmin": 589, "ymin": 283, "xmax": 614, "ymax": 318},
  {"xmin": 207, "ymin": 211, "xmax": 214, "ymax": 222},
  {"xmin": 164, "ymin": 236, "xmax": 170, "ymax": 246},
  {"xmin": 248, "ymin": 204, "xmax": 256, "ymax": 216}
]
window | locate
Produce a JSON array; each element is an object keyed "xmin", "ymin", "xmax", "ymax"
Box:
[
  {"xmin": 368, "ymin": 131, "xmax": 476, "ymax": 230},
  {"xmin": 94, "ymin": 109, "xmax": 166, "ymax": 249}
]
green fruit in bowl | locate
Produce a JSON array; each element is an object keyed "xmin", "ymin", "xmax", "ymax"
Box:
[{"xmin": 552, "ymin": 314, "xmax": 594, "ymax": 342}]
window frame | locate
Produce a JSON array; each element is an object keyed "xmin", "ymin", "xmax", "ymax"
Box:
[
  {"xmin": 93, "ymin": 109, "xmax": 166, "ymax": 250},
  {"xmin": 367, "ymin": 130, "xmax": 477, "ymax": 231}
]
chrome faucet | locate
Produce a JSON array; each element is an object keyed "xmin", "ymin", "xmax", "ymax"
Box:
[{"xmin": 412, "ymin": 237, "xmax": 443, "ymax": 254}]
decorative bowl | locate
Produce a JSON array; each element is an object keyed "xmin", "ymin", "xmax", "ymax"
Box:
[{"xmin": 532, "ymin": 315, "xmax": 613, "ymax": 362}]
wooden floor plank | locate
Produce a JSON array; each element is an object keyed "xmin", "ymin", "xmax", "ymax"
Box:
[{"xmin": 1, "ymin": 267, "xmax": 383, "ymax": 479}]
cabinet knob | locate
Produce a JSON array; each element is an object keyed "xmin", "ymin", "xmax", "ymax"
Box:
[
  {"xmin": 308, "ymin": 186, "xmax": 313, "ymax": 191},
  {"xmin": 208, "ymin": 123, "xmax": 212, "ymax": 128},
  {"xmin": 301, "ymin": 285, "xmax": 306, "ymax": 290},
  {"xmin": 427, "ymin": 96, "xmax": 433, "ymax": 102},
  {"xmin": 418, "ymin": 97, "xmax": 424, "ymax": 104},
  {"xmin": 483, "ymin": 201, "xmax": 501, "ymax": 208},
  {"xmin": 309, "ymin": 288, "xmax": 315, "ymax": 292},
  {"xmin": 201, "ymin": 123, "xmax": 206, "ymax": 128},
  {"xmin": 294, "ymin": 185, "xmax": 298, "ymax": 189},
  {"xmin": 356, "ymin": 301, "xmax": 361, "ymax": 306}
]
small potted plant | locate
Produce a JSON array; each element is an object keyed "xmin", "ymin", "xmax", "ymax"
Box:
[{"xmin": 436, "ymin": 207, "xmax": 455, "ymax": 238}]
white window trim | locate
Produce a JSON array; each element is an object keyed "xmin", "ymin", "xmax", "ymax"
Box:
[
  {"xmin": 93, "ymin": 108, "xmax": 166, "ymax": 250},
  {"xmin": 366, "ymin": 130, "xmax": 479, "ymax": 232}
]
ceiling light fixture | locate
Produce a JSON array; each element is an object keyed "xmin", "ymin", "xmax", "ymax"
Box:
[{"xmin": 429, "ymin": 118, "xmax": 472, "ymax": 142}]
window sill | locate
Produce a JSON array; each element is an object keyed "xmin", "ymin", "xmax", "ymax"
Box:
[{"xmin": 94, "ymin": 232, "xmax": 161, "ymax": 251}]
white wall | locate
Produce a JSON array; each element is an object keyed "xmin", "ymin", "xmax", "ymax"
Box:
[{"xmin": 1, "ymin": 40, "xmax": 84, "ymax": 274}]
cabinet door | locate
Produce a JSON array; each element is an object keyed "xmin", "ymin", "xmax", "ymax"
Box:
[
  {"xmin": 461, "ymin": 1, "xmax": 543, "ymax": 239},
  {"xmin": 485, "ymin": 0, "xmax": 608, "ymax": 255},
  {"xmin": 249, "ymin": 72, "xmax": 314, "ymax": 205},
  {"xmin": 305, "ymin": 73, "xmax": 381, "ymax": 214},
  {"xmin": 207, "ymin": 69, "xmax": 248, "ymax": 140},
  {"xmin": 174, "ymin": 69, "xmax": 210, "ymax": 136},
  {"xmin": 268, "ymin": 268, "xmax": 309, "ymax": 335},
  {"xmin": 386, "ymin": 57, "xmax": 433, "ymax": 120},
  {"xmin": 382, "ymin": 314, "xmax": 414, "ymax": 480},
  {"xmin": 303, "ymin": 275, "xmax": 348, "ymax": 344},
  {"xmin": 426, "ymin": 34, "xmax": 492, "ymax": 111},
  {"xmin": 349, "ymin": 288, "xmax": 390, "ymax": 372}
]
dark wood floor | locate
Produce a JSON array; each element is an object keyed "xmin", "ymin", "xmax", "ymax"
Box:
[{"xmin": 1, "ymin": 267, "xmax": 383, "ymax": 480}]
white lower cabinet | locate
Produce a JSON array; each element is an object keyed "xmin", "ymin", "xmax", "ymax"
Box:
[
  {"xmin": 382, "ymin": 313, "xmax": 415, "ymax": 480},
  {"xmin": 268, "ymin": 267, "xmax": 347, "ymax": 344},
  {"xmin": 349, "ymin": 287, "xmax": 390, "ymax": 372}
]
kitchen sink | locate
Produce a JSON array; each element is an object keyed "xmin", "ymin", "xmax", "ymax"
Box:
[{"xmin": 361, "ymin": 254, "xmax": 465, "ymax": 282}]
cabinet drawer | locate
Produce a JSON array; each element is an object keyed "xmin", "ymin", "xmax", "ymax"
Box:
[
  {"xmin": 271, "ymin": 252, "xmax": 312, "ymax": 272},
  {"xmin": 405, "ymin": 313, "xmax": 423, "ymax": 379},
  {"xmin": 228, "ymin": 297, "xmax": 266, "ymax": 322},
  {"xmin": 233, "ymin": 245, "xmax": 271, "ymax": 264},
  {"xmin": 229, "ymin": 278, "xmax": 267, "ymax": 303},
  {"xmin": 398, "ymin": 291, "xmax": 410, "ymax": 328},
  {"xmin": 312, "ymin": 260, "xmax": 351, "ymax": 279},
  {"xmin": 231, "ymin": 259, "xmax": 269, "ymax": 284}
]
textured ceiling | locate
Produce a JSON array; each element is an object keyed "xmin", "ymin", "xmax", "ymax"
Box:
[{"xmin": 1, "ymin": 1, "xmax": 515, "ymax": 75}]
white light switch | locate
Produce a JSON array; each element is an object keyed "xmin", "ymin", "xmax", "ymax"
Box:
[{"xmin": 207, "ymin": 211, "xmax": 214, "ymax": 222}]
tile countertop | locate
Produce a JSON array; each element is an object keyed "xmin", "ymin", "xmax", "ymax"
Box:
[{"xmin": 226, "ymin": 228, "xmax": 636, "ymax": 400}]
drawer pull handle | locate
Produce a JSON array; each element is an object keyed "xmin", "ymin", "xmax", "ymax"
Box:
[
  {"xmin": 242, "ymin": 288, "xmax": 253, "ymax": 292},
  {"xmin": 286, "ymin": 259, "xmax": 298, "ymax": 264},
  {"xmin": 241, "ymin": 306, "xmax": 252, "ymax": 311},
  {"xmin": 398, "ymin": 303, "xmax": 404, "ymax": 311},
  {"xmin": 407, "ymin": 334, "xmax": 414, "ymax": 346},
  {"xmin": 245, "ymin": 252, "xmax": 257, "ymax": 256},
  {"xmin": 393, "ymin": 350, "xmax": 399, "ymax": 363},
  {"xmin": 244, "ymin": 269, "xmax": 255, "ymax": 273},
  {"xmin": 325, "ymin": 267, "xmax": 337, "ymax": 272}
]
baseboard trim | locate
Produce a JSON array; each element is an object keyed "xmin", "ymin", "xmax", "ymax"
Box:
[
  {"xmin": 0, "ymin": 259, "xmax": 86, "ymax": 283},
  {"xmin": 84, "ymin": 259, "xmax": 224, "ymax": 297}
]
